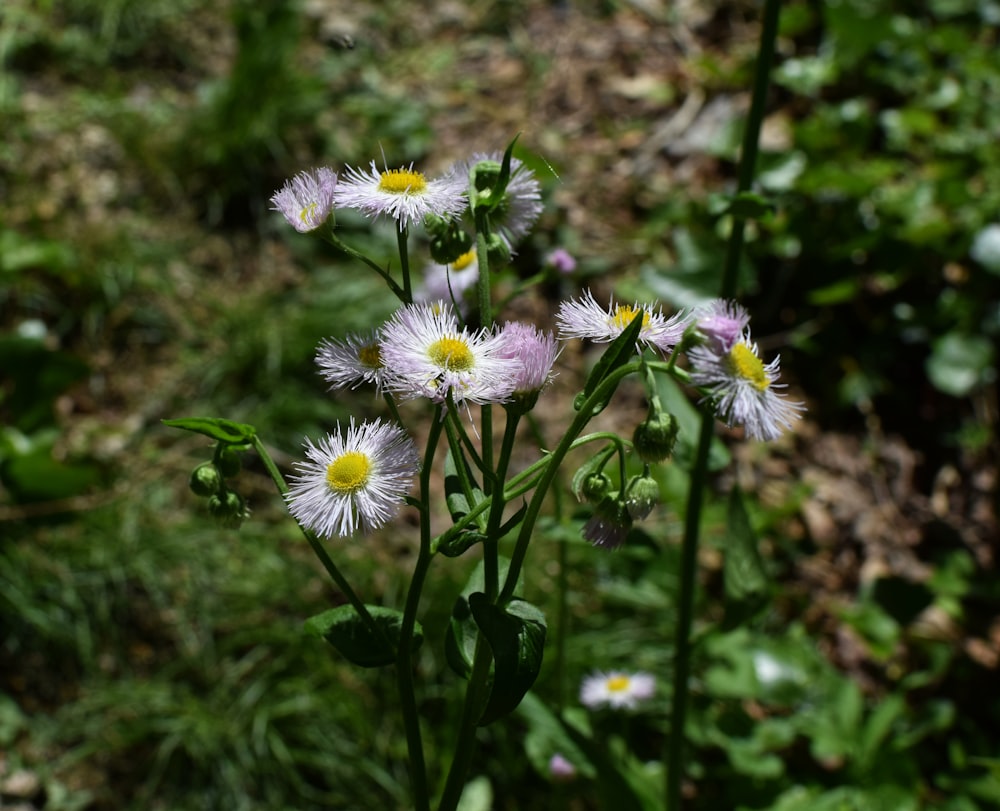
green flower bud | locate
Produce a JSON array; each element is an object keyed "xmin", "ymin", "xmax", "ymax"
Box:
[
  {"xmin": 632, "ymin": 412, "xmax": 679, "ymax": 464},
  {"xmin": 216, "ymin": 447, "xmax": 243, "ymax": 478},
  {"xmin": 208, "ymin": 490, "xmax": 248, "ymax": 529},
  {"xmin": 189, "ymin": 462, "xmax": 222, "ymax": 498},
  {"xmin": 429, "ymin": 220, "xmax": 474, "ymax": 265},
  {"xmin": 580, "ymin": 472, "xmax": 613, "ymax": 503},
  {"xmin": 624, "ymin": 473, "xmax": 660, "ymax": 520},
  {"xmin": 486, "ymin": 233, "xmax": 511, "ymax": 271}
]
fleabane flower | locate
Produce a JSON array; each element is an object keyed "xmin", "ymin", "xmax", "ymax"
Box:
[
  {"xmin": 334, "ymin": 161, "xmax": 467, "ymax": 229},
  {"xmin": 285, "ymin": 419, "xmax": 420, "ymax": 538},
  {"xmin": 316, "ymin": 330, "xmax": 384, "ymax": 392},
  {"xmin": 582, "ymin": 495, "xmax": 632, "ymax": 550},
  {"xmin": 688, "ymin": 331, "xmax": 804, "ymax": 441},
  {"xmin": 379, "ymin": 302, "xmax": 518, "ymax": 405},
  {"xmin": 451, "ymin": 151, "xmax": 542, "ymax": 251},
  {"xmin": 416, "ymin": 249, "xmax": 480, "ymax": 316},
  {"xmin": 548, "ymin": 753, "xmax": 577, "ymax": 782},
  {"xmin": 580, "ymin": 670, "xmax": 656, "ymax": 710},
  {"xmin": 495, "ymin": 321, "xmax": 560, "ymax": 398},
  {"xmin": 694, "ymin": 298, "xmax": 751, "ymax": 353},
  {"xmin": 556, "ymin": 290, "xmax": 688, "ymax": 355},
  {"xmin": 269, "ymin": 167, "xmax": 338, "ymax": 232}
]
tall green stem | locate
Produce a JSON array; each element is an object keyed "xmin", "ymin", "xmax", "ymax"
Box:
[
  {"xmin": 664, "ymin": 0, "xmax": 782, "ymax": 807},
  {"xmin": 397, "ymin": 224, "xmax": 413, "ymax": 304},
  {"xmin": 397, "ymin": 409, "xmax": 445, "ymax": 811}
]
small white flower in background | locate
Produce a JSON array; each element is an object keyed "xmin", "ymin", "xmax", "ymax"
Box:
[
  {"xmin": 379, "ymin": 302, "xmax": 519, "ymax": 406},
  {"xmin": 970, "ymin": 223, "xmax": 1000, "ymax": 274},
  {"xmin": 416, "ymin": 249, "xmax": 480, "ymax": 316},
  {"xmin": 315, "ymin": 330, "xmax": 384, "ymax": 392},
  {"xmin": 495, "ymin": 321, "xmax": 560, "ymax": 397},
  {"xmin": 556, "ymin": 289, "xmax": 688, "ymax": 355},
  {"xmin": 548, "ymin": 753, "xmax": 577, "ymax": 782},
  {"xmin": 269, "ymin": 167, "xmax": 338, "ymax": 233},
  {"xmin": 450, "ymin": 151, "xmax": 543, "ymax": 251},
  {"xmin": 580, "ymin": 670, "xmax": 656, "ymax": 710},
  {"xmin": 334, "ymin": 161, "xmax": 467, "ymax": 229},
  {"xmin": 285, "ymin": 419, "xmax": 419, "ymax": 538},
  {"xmin": 687, "ymin": 315, "xmax": 804, "ymax": 441}
]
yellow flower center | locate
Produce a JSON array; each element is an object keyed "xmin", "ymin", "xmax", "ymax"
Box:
[
  {"xmin": 729, "ymin": 343, "xmax": 769, "ymax": 391},
  {"xmin": 299, "ymin": 201, "xmax": 318, "ymax": 223},
  {"xmin": 428, "ymin": 336, "xmax": 474, "ymax": 371},
  {"xmin": 611, "ymin": 305, "xmax": 650, "ymax": 332},
  {"xmin": 325, "ymin": 451, "xmax": 371, "ymax": 494},
  {"xmin": 606, "ymin": 675, "xmax": 631, "ymax": 692},
  {"xmin": 452, "ymin": 249, "xmax": 477, "ymax": 271},
  {"xmin": 358, "ymin": 343, "xmax": 382, "ymax": 370},
  {"xmin": 378, "ymin": 168, "xmax": 428, "ymax": 195}
]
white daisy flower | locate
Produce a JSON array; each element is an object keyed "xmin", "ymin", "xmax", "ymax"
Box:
[
  {"xmin": 688, "ymin": 333, "xmax": 805, "ymax": 441},
  {"xmin": 285, "ymin": 419, "xmax": 420, "ymax": 538},
  {"xmin": 379, "ymin": 302, "xmax": 519, "ymax": 405},
  {"xmin": 495, "ymin": 321, "xmax": 560, "ymax": 397},
  {"xmin": 269, "ymin": 167, "xmax": 338, "ymax": 233},
  {"xmin": 580, "ymin": 670, "xmax": 656, "ymax": 710},
  {"xmin": 556, "ymin": 290, "xmax": 688, "ymax": 355},
  {"xmin": 315, "ymin": 330, "xmax": 384, "ymax": 391},
  {"xmin": 334, "ymin": 161, "xmax": 467, "ymax": 229},
  {"xmin": 416, "ymin": 249, "xmax": 480, "ymax": 316},
  {"xmin": 450, "ymin": 151, "xmax": 543, "ymax": 251}
]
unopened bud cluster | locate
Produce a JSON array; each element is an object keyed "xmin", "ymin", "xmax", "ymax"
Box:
[{"xmin": 188, "ymin": 444, "xmax": 249, "ymax": 529}]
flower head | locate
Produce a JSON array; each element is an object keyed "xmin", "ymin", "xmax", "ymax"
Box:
[
  {"xmin": 556, "ymin": 290, "xmax": 688, "ymax": 355},
  {"xmin": 548, "ymin": 753, "xmax": 577, "ymax": 782},
  {"xmin": 582, "ymin": 495, "xmax": 632, "ymax": 550},
  {"xmin": 379, "ymin": 302, "xmax": 519, "ymax": 405},
  {"xmin": 270, "ymin": 167, "xmax": 338, "ymax": 232},
  {"xmin": 495, "ymin": 321, "xmax": 560, "ymax": 397},
  {"xmin": 546, "ymin": 247, "xmax": 577, "ymax": 275},
  {"xmin": 416, "ymin": 250, "xmax": 480, "ymax": 316},
  {"xmin": 695, "ymin": 298, "xmax": 751, "ymax": 354},
  {"xmin": 580, "ymin": 670, "xmax": 656, "ymax": 710},
  {"xmin": 688, "ymin": 332, "xmax": 804, "ymax": 441},
  {"xmin": 316, "ymin": 330, "xmax": 385, "ymax": 392},
  {"xmin": 451, "ymin": 151, "xmax": 542, "ymax": 251},
  {"xmin": 334, "ymin": 161, "xmax": 467, "ymax": 229},
  {"xmin": 285, "ymin": 419, "xmax": 420, "ymax": 538}
]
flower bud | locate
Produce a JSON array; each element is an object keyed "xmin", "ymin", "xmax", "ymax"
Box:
[
  {"xmin": 428, "ymin": 220, "xmax": 474, "ymax": 265},
  {"xmin": 208, "ymin": 490, "xmax": 248, "ymax": 529},
  {"xmin": 486, "ymin": 233, "xmax": 511, "ymax": 271},
  {"xmin": 189, "ymin": 462, "xmax": 222, "ymax": 498},
  {"xmin": 624, "ymin": 473, "xmax": 660, "ymax": 520},
  {"xmin": 216, "ymin": 447, "xmax": 243, "ymax": 478},
  {"xmin": 582, "ymin": 495, "xmax": 632, "ymax": 550},
  {"xmin": 632, "ymin": 411, "xmax": 679, "ymax": 464},
  {"xmin": 580, "ymin": 472, "xmax": 612, "ymax": 503}
]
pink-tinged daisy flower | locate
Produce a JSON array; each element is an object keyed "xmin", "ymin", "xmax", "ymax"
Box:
[
  {"xmin": 315, "ymin": 330, "xmax": 384, "ymax": 392},
  {"xmin": 495, "ymin": 321, "xmax": 560, "ymax": 397},
  {"xmin": 548, "ymin": 753, "xmax": 577, "ymax": 782},
  {"xmin": 582, "ymin": 496, "xmax": 632, "ymax": 550},
  {"xmin": 270, "ymin": 167, "xmax": 338, "ymax": 232},
  {"xmin": 334, "ymin": 161, "xmax": 467, "ymax": 229},
  {"xmin": 450, "ymin": 151, "xmax": 542, "ymax": 251},
  {"xmin": 580, "ymin": 670, "xmax": 656, "ymax": 710},
  {"xmin": 556, "ymin": 290, "xmax": 688, "ymax": 355},
  {"xmin": 379, "ymin": 302, "xmax": 519, "ymax": 405},
  {"xmin": 416, "ymin": 249, "xmax": 480, "ymax": 316},
  {"xmin": 546, "ymin": 247, "xmax": 577, "ymax": 275},
  {"xmin": 694, "ymin": 298, "xmax": 751, "ymax": 353},
  {"xmin": 688, "ymin": 333, "xmax": 805, "ymax": 441},
  {"xmin": 285, "ymin": 419, "xmax": 419, "ymax": 538}
]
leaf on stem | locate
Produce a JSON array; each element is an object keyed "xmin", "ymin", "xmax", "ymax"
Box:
[
  {"xmin": 162, "ymin": 417, "xmax": 257, "ymax": 444},
  {"xmin": 469, "ymin": 594, "xmax": 546, "ymax": 726},
  {"xmin": 573, "ymin": 313, "xmax": 644, "ymax": 415},
  {"xmin": 722, "ymin": 485, "xmax": 771, "ymax": 629},
  {"xmin": 304, "ymin": 604, "xmax": 422, "ymax": 668}
]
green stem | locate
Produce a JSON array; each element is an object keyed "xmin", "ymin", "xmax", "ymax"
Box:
[
  {"xmin": 397, "ymin": 224, "xmax": 413, "ymax": 304},
  {"xmin": 397, "ymin": 408, "xmax": 445, "ymax": 811},
  {"xmin": 251, "ymin": 436, "xmax": 387, "ymax": 646},
  {"xmin": 322, "ymin": 230, "xmax": 407, "ymax": 302},
  {"xmin": 665, "ymin": 1, "xmax": 782, "ymax": 807}
]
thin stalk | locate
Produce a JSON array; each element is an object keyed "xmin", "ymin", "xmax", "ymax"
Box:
[
  {"xmin": 397, "ymin": 408, "xmax": 445, "ymax": 811},
  {"xmin": 664, "ymin": 0, "xmax": 782, "ymax": 807},
  {"xmin": 251, "ymin": 436, "xmax": 386, "ymax": 645},
  {"xmin": 322, "ymin": 230, "xmax": 406, "ymax": 302},
  {"xmin": 397, "ymin": 224, "xmax": 413, "ymax": 304}
]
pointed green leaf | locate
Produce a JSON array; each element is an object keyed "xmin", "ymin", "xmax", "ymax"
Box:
[
  {"xmin": 469, "ymin": 594, "xmax": 546, "ymax": 725},
  {"xmin": 304, "ymin": 604, "xmax": 421, "ymax": 668},
  {"xmin": 722, "ymin": 485, "xmax": 771, "ymax": 629},
  {"xmin": 574, "ymin": 313, "xmax": 644, "ymax": 415},
  {"xmin": 444, "ymin": 448, "xmax": 483, "ymax": 523},
  {"xmin": 654, "ymin": 374, "xmax": 730, "ymax": 472},
  {"xmin": 445, "ymin": 594, "xmax": 477, "ymax": 678},
  {"xmin": 162, "ymin": 417, "xmax": 257, "ymax": 444}
]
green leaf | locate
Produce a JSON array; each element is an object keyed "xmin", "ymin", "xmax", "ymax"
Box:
[
  {"xmin": 444, "ymin": 447, "xmax": 483, "ymax": 523},
  {"xmin": 445, "ymin": 593, "xmax": 478, "ymax": 678},
  {"xmin": 654, "ymin": 373, "xmax": 730, "ymax": 472},
  {"xmin": 715, "ymin": 191, "xmax": 777, "ymax": 220},
  {"xmin": 162, "ymin": 417, "xmax": 258, "ymax": 444},
  {"xmin": 926, "ymin": 332, "xmax": 995, "ymax": 397},
  {"xmin": 469, "ymin": 595, "xmax": 546, "ymax": 725},
  {"xmin": 304, "ymin": 604, "xmax": 420, "ymax": 668},
  {"xmin": 573, "ymin": 313, "xmax": 643, "ymax": 415},
  {"xmin": 722, "ymin": 486, "xmax": 771, "ymax": 629}
]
